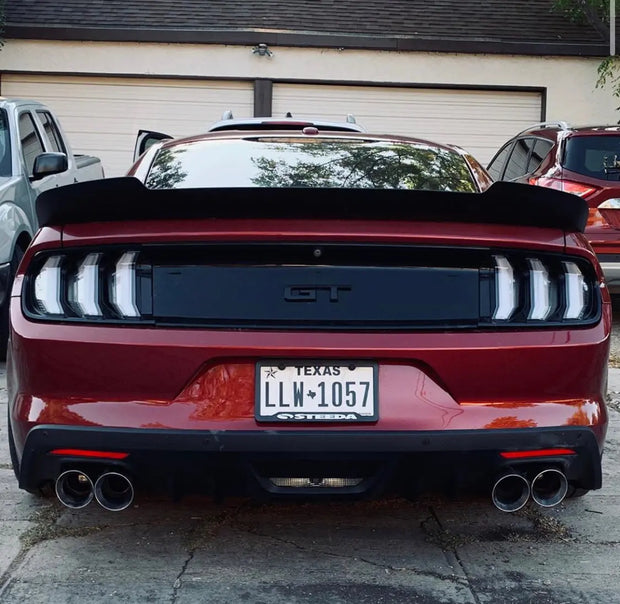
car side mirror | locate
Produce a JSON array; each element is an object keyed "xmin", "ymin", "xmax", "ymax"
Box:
[{"xmin": 31, "ymin": 152, "xmax": 68, "ymax": 181}]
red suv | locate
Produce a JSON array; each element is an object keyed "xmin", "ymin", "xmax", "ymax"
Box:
[{"xmin": 488, "ymin": 123, "xmax": 620, "ymax": 294}]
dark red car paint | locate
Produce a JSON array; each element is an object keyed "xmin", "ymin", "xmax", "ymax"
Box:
[{"xmin": 7, "ymin": 131, "xmax": 611, "ymax": 504}]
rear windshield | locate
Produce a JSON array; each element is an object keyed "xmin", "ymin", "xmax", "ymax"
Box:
[
  {"xmin": 0, "ymin": 110, "xmax": 11, "ymax": 177},
  {"xmin": 145, "ymin": 138, "xmax": 478, "ymax": 192},
  {"xmin": 563, "ymin": 135, "xmax": 620, "ymax": 180}
]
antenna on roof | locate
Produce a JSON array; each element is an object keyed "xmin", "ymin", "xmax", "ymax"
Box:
[
  {"xmin": 221, "ymin": 110, "xmax": 234, "ymax": 120},
  {"xmin": 285, "ymin": 112, "xmax": 293, "ymax": 118},
  {"xmin": 346, "ymin": 114, "xmax": 357, "ymax": 124}
]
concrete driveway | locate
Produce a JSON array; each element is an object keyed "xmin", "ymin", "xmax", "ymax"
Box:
[{"xmin": 1, "ymin": 362, "xmax": 618, "ymax": 604}]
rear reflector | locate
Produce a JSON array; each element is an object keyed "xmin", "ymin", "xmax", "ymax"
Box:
[
  {"xmin": 500, "ymin": 448, "xmax": 576, "ymax": 459},
  {"xmin": 50, "ymin": 449, "xmax": 129, "ymax": 460}
]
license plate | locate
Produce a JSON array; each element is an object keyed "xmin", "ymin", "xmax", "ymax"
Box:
[{"xmin": 256, "ymin": 361, "xmax": 378, "ymax": 422}]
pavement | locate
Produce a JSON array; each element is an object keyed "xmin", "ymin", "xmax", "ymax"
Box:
[{"xmin": 0, "ymin": 363, "xmax": 618, "ymax": 603}]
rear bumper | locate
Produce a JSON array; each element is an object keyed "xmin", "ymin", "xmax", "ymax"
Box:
[{"xmin": 19, "ymin": 424, "xmax": 603, "ymax": 496}]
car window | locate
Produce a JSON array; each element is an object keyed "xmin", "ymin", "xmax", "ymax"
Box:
[
  {"xmin": 527, "ymin": 138, "xmax": 553, "ymax": 173},
  {"xmin": 564, "ymin": 135, "xmax": 620, "ymax": 179},
  {"xmin": 145, "ymin": 139, "xmax": 478, "ymax": 192},
  {"xmin": 18, "ymin": 112, "xmax": 45, "ymax": 176},
  {"xmin": 36, "ymin": 111, "xmax": 66, "ymax": 154},
  {"xmin": 486, "ymin": 142, "xmax": 513, "ymax": 180},
  {"xmin": 0, "ymin": 110, "xmax": 11, "ymax": 177},
  {"xmin": 503, "ymin": 138, "xmax": 535, "ymax": 181}
]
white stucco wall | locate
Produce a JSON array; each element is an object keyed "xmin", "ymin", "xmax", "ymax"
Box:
[{"xmin": 1, "ymin": 38, "xmax": 617, "ymax": 126}]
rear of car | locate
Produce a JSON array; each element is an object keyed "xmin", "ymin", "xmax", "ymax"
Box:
[
  {"xmin": 487, "ymin": 125, "xmax": 620, "ymax": 293},
  {"xmin": 7, "ymin": 131, "xmax": 610, "ymax": 513}
]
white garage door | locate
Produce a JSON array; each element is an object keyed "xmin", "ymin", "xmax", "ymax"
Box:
[
  {"xmin": 1, "ymin": 74, "xmax": 254, "ymax": 176},
  {"xmin": 273, "ymin": 84, "xmax": 542, "ymax": 165}
]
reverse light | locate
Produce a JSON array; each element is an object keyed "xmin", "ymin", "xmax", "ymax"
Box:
[
  {"xmin": 493, "ymin": 255, "xmax": 517, "ymax": 320},
  {"xmin": 110, "ymin": 251, "xmax": 140, "ymax": 318},
  {"xmin": 528, "ymin": 258, "xmax": 551, "ymax": 320},
  {"xmin": 33, "ymin": 256, "xmax": 63, "ymax": 315}
]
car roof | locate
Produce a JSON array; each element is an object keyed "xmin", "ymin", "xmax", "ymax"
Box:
[
  {"xmin": 156, "ymin": 129, "xmax": 461, "ymax": 153},
  {"xmin": 206, "ymin": 116, "xmax": 365, "ymax": 133},
  {"xmin": 517, "ymin": 122, "xmax": 620, "ymax": 139}
]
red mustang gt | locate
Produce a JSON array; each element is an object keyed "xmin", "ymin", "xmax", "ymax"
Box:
[{"xmin": 7, "ymin": 129, "xmax": 610, "ymax": 513}]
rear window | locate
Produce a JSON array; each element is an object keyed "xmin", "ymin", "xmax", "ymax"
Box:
[
  {"xmin": 145, "ymin": 138, "xmax": 478, "ymax": 192},
  {"xmin": 0, "ymin": 110, "xmax": 11, "ymax": 177},
  {"xmin": 564, "ymin": 135, "xmax": 620, "ymax": 179}
]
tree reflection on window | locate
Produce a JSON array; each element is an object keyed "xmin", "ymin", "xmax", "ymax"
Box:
[
  {"xmin": 145, "ymin": 148, "xmax": 188, "ymax": 189},
  {"xmin": 144, "ymin": 139, "xmax": 477, "ymax": 192},
  {"xmin": 251, "ymin": 142, "xmax": 477, "ymax": 192}
]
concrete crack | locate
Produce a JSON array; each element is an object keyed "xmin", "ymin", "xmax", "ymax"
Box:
[
  {"xmin": 422, "ymin": 507, "xmax": 483, "ymax": 604},
  {"xmin": 239, "ymin": 524, "xmax": 469, "ymax": 587},
  {"xmin": 170, "ymin": 550, "xmax": 194, "ymax": 604}
]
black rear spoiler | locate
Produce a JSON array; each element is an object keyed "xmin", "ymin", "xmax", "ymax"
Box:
[{"xmin": 36, "ymin": 177, "xmax": 588, "ymax": 233}]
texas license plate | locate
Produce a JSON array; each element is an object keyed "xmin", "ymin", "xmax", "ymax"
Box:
[{"xmin": 256, "ymin": 361, "xmax": 378, "ymax": 422}]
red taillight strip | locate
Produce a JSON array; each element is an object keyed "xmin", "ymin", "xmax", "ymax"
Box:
[
  {"xmin": 500, "ymin": 448, "xmax": 576, "ymax": 459},
  {"xmin": 50, "ymin": 449, "xmax": 129, "ymax": 460}
]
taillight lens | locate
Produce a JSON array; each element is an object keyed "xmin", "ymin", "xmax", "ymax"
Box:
[
  {"xmin": 26, "ymin": 250, "xmax": 152, "ymax": 322},
  {"xmin": 529, "ymin": 176, "xmax": 598, "ymax": 199},
  {"xmin": 23, "ymin": 247, "xmax": 600, "ymax": 328},
  {"xmin": 492, "ymin": 255, "xmax": 594, "ymax": 323}
]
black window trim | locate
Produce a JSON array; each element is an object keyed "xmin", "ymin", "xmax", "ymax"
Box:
[
  {"xmin": 35, "ymin": 109, "xmax": 67, "ymax": 155},
  {"xmin": 17, "ymin": 110, "xmax": 46, "ymax": 177},
  {"xmin": 487, "ymin": 140, "xmax": 515, "ymax": 181}
]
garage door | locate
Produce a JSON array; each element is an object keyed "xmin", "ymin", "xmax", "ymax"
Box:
[
  {"xmin": 1, "ymin": 74, "xmax": 254, "ymax": 176},
  {"xmin": 273, "ymin": 84, "xmax": 542, "ymax": 165}
]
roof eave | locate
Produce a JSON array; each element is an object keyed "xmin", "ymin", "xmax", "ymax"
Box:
[{"xmin": 4, "ymin": 25, "xmax": 610, "ymax": 57}]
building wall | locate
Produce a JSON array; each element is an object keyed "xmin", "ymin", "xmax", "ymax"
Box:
[{"xmin": 1, "ymin": 39, "xmax": 616, "ymax": 174}]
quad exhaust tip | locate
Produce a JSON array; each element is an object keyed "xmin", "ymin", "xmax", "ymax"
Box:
[
  {"xmin": 55, "ymin": 470, "xmax": 94, "ymax": 509},
  {"xmin": 492, "ymin": 468, "xmax": 569, "ymax": 512},
  {"xmin": 491, "ymin": 473, "xmax": 530, "ymax": 513},
  {"xmin": 94, "ymin": 472, "xmax": 134, "ymax": 512},
  {"xmin": 530, "ymin": 468, "xmax": 568, "ymax": 508},
  {"xmin": 55, "ymin": 470, "xmax": 134, "ymax": 511}
]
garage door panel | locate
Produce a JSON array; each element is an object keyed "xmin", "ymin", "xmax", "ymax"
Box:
[
  {"xmin": 2, "ymin": 75, "xmax": 253, "ymax": 176},
  {"xmin": 273, "ymin": 84, "xmax": 541, "ymax": 165}
]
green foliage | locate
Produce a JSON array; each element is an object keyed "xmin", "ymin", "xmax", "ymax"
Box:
[
  {"xmin": 553, "ymin": 1, "xmax": 620, "ymax": 104},
  {"xmin": 597, "ymin": 55, "xmax": 620, "ymax": 103},
  {"xmin": 553, "ymin": 0, "xmax": 609, "ymax": 24}
]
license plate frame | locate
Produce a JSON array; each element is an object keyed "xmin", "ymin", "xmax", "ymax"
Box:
[{"xmin": 255, "ymin": 360, "xmax": 378, "ymax": 423}]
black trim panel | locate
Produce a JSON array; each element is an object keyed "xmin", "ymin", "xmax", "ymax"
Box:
[
  {"xmin": 18, "ymin": 424, "xmax": 603, "ymax": 495},
  {"xmin": 37, "ymin": 178, "xmax": 589, "ymax": 232}
]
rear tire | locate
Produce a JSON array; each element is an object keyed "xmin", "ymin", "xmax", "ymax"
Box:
[{"xmin": 565, "ymin": 485, "xmax": 589, "ymax": 499}]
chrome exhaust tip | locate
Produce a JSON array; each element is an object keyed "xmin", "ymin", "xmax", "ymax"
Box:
[
  {"xmin": 531, "ymin": 468, "xmax": 568, "ymax": 508},
  {"xmin": 94, "ymin": 472, "xmax": 134, "ymax": 512},
  {"xmin": 55, "ymin": 470, "xmax": 94, "ymax": 509},
  {"xmin": 491, "ymin": 473, "xmax": 530, "ymax": 513}
]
